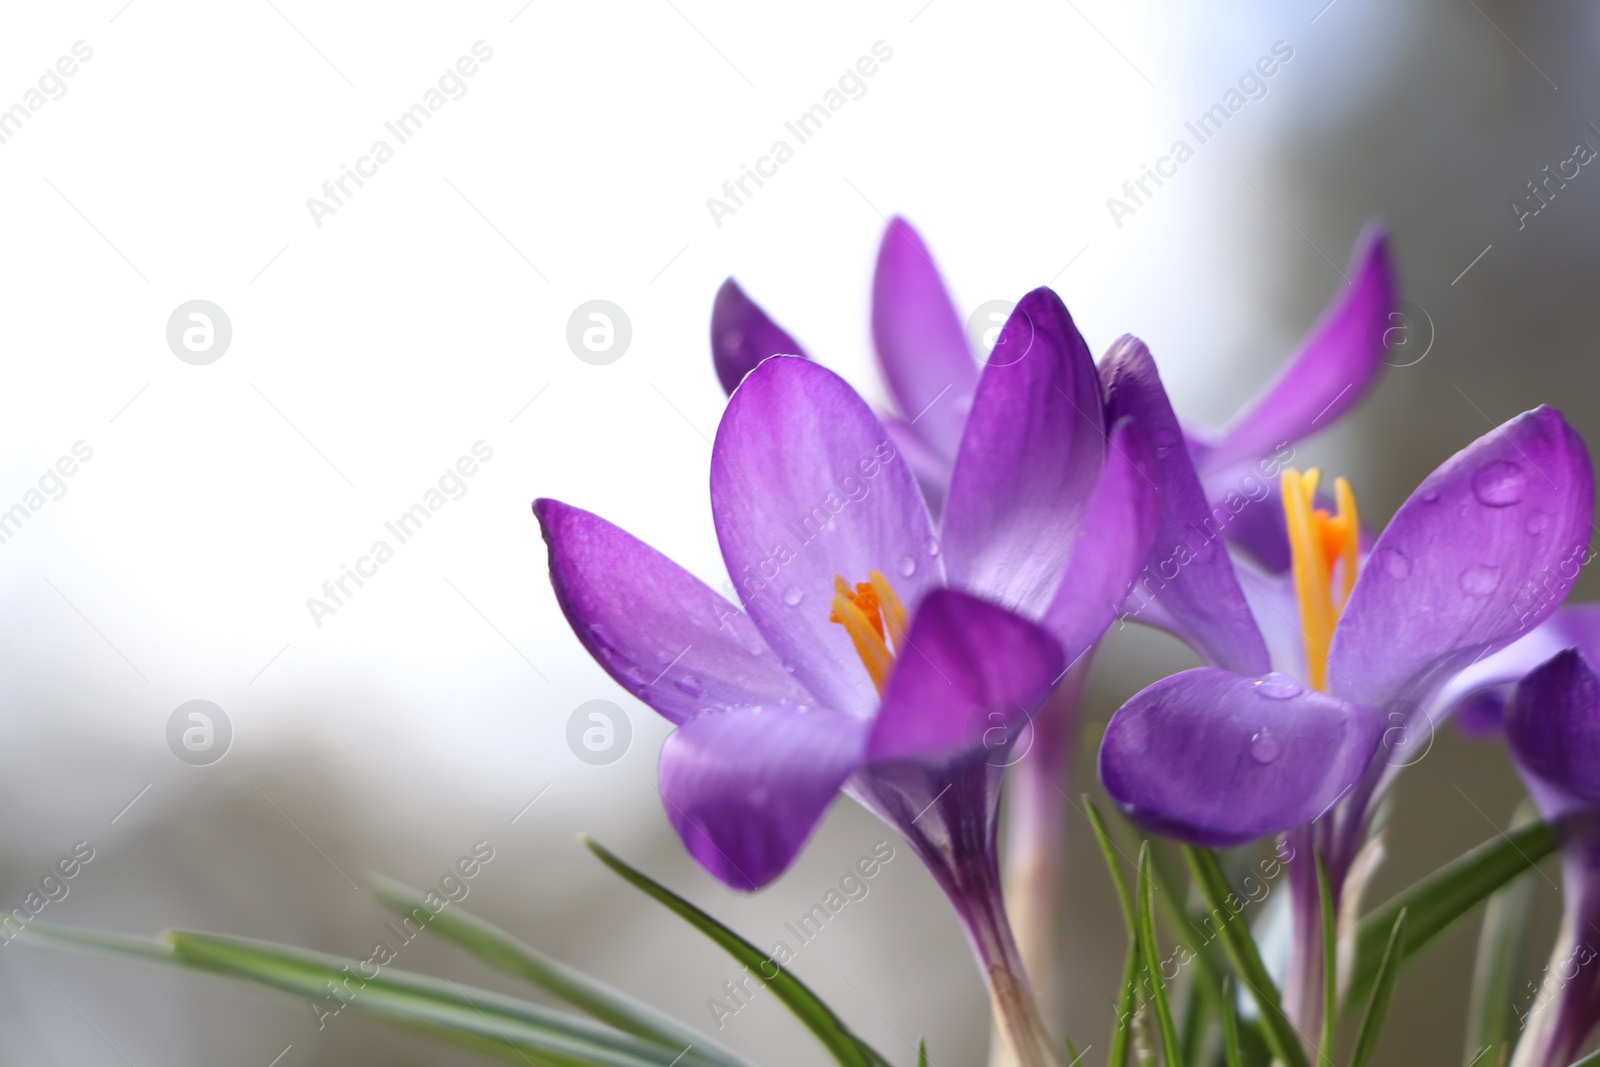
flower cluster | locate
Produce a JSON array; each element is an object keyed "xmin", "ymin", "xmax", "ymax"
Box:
[{"xmin": 536, "ymin": 218, "xmax": 1600, "ymax": 1066}]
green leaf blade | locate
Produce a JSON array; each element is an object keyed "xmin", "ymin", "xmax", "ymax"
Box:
[
  {"xmin": 583, "ymin": 835, "xmax": 882, "ymax": 1067},
  {"xmin": 1182, "ymin": 846, "xmax": 1310, "ymax": 1067},
  {"xmin": 1350, "ymin": 908, "xmax": 1407, "ymax": 1067},
  {"xmin": 1348, "ymin": 819, "xmax": 1559, "ymax": 1008},
  {"xmin": 367, "ymin": 874, "xmax": 749, "ymax": 1067},
  {"xmin": 1137, "ymin": 843, "xmax": 1183, "ymax": 1066}
]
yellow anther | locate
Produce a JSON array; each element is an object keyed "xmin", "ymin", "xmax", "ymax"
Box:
[
  {"xmin": 828, "ymin": 570, "xmax": 905, "ymax": 695},
  {"xmin": 1282, "ymin": 468, "xmax": 1362, "ymax": 692}
]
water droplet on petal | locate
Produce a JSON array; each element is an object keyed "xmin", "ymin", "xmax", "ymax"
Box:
[
  {"xmin": 898, "ymin": 555, "xmax": 917, "ymax": 577},
  {"xmin": 1421, "ymin": 488, "xmax": 1440, "ymax": 503},
  {"xmin": 1380, "ymin": 548, "xmax": 1413, "ymax": 579},
  {"xmin": 673, "ymin": 675, "xmax": 701, "ymax": 696},
  {"xmin": 1472, "ymin": 460, "xmax": 1526, "ymax": 507},
  {"xmin": 782, "ymin": 586, "xmax": 804, "ymax": 607},
  {"xmin": 782, "ymin": 661, "xmax": 798, "ymax": 675},
  {"xmin": 1254, "ymin": 673, "xmax": 1302, "ymax": 699},
  {"xmin": 1249, "ymin": 729, "xmax": 1281, "ymax": 764},
  {"xmin": 925, "ymin": 536, "xmax": 940, "ymax": 557},
  {"xmin": 1460, "ymin": 564, "xmax": 1501, "ymax": 596},
  {"xmin": 1526, "ymin": 510, "xmax": 1550, "ymax": 535}
]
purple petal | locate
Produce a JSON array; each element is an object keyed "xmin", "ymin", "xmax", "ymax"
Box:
[
  {"xmin": 534, "ymin": 498, "xmax": 810, "ymax": 725},
  {"xmin": 1099, "ymin": 668, "xmax": 1385, "ymax": 847},
  {"xmin": 1101, "ymin": 336, "xmax": 1271, "ymax": 675},
  {"xmin": 1330, "ymin": 406, "xmax": 1594, "ymax": 711},
  {"xmin": 659, "ymin": 703, "xmax": 868, "ymax": 890},
  {"xmin": 1200, "ymin": 224, "xmax": 1396, "ymax": 474},
  {"xmin": 866, "ymin": 588, "xmax": 1064, "ymax": 764},
  {"xmin": 711, "ymin": 279, "xmax": 807, "ymax": 395},
  {"xmin": 941, "ymin": 288, "xmax": 1107, "ymax": 615},
  {"xmin": 872, "ymin": 217, "xmax": 978, "ymax": 464},
  {"xmin": 710, "ymin": 357, "xmax": 943, "ymax": 718},
  {"xmin": 1433, "ymin": 603, "xmax": 1600, "ymax": 730},
  {"xmin": 1041, "ymin": 418, "xmax": 1160, "ymax": 660},
  {"xmin": 1506, "ymin": 649, "xmax": 1600, "ymax": 806},
  {"xmin": 884, "ymin": 413, "xmax": 953, "ymax": 515}
]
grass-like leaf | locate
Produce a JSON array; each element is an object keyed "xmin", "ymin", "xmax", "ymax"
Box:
[
  {"xmin": 1183, "ymin": 847, "xmax": 1310, "ymax": 1067},
  {"xmin": 1108, "ymin": 934, "xmax": 1141, "ymax": 1067},
  {"xmin": 26, "ymin": 921, "xmax": 712, "ymax": 1067},
  {"xmin": 1317, "ymin": 850, "xmax": 1338, "ymax": 1063},
  {"xmin": 1350, "ymin": 908, "xmax": 1406, "ymax": 1067},
  {"xmin": 1221, "ymin": 976, "xmax": 1243, "ymax": 1067},
  {"xmin": 1088, "ymin": 798, "xmax": 1142, "ymax": 1067},
  {"xmin": 1137, "ymin": 843, "xmax": 1182, "ymax": 1066},
  {"xmin": 368, "ymin": 874, "xmax": 748, "ymax": 1067},
  {"xmin": 583, "ymin": 836, "xmax": 884, "ymax": 1067},
  {"xmin": 1346, "ymin": 819, "xmax": 1558, "ymax": 1008},
  {"xmin": 1462, "ymin": 802, "xmax": 1538, "ymax": 1067}
]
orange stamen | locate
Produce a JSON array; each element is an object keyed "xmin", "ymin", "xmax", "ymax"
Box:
[
  {"xmin": 828, "ymin": 570, "xmax": 905, "ymax": 695},
  {"xmin": 1282, "ymin": 468, "xmax": 1362, "ymax": 692}
]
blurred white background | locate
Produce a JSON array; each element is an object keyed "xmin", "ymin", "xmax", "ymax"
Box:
[{"xmin": 0, "ymin": 1, "xmax": 1596, "ymax": 1063}]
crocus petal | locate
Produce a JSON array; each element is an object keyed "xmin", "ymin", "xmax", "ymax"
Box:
[
  {"xmin": 867, "ymin": 588, "xmax": 1064, "ymax": 764},
  {"xmin": 1099, "ymin": 668, "xmax": 1385, "ymax": 847},
  {"xmin": 1432, "ymin": 603, "xmax": 1600, "ymax": 729},
  {"xmin": 1041, "ymin": 418, "xmax": 1159, "ymax": 660},
  {"xmin": 872, "ymin": 217, "xmax": 978, "ymax": 464},
  {"xmin": 1101, "ymin": 336, "xmax": 1271, "ymax": 675},
  {"xmin": 941, "ymin": 288, "xmax": 1107, "ymax": 616},
  {"xmin": 884, "ymin": 413, "xmax": 953, "ymax": 514},
  {"xmin": 1506, "ymin": 649, "xmax": 1600, "ymax": 806},
  {"xmin": 659, "ymin": 703, "xmax": 868, "ymax": 890},
  {"xmin": 710, "ymin": 357, "xmax": 943, "ymax": 717},
  {"xmin": 1200, "ymin": 224, "xmax": 1396, "ymax": 474},
  {"xmin": 535, "ymin": 498, "xmax": 809, "ymax": 725},
  {"xmin": 1330, "ymin": 406, "xmax": 1594, "ymax": 711},
  {"xmin": 711, "ymin": 279, "xmax": 807, "ymax": 395}
]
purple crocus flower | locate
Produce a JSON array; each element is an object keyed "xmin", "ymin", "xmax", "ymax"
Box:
[
  {"xmin": 712, "ymin": 218, "xmax": 1397, "ymax": 1018},
  {"xmin": 1097, "ymin": 365, "xmax": 1594, "ymax": 1043},
  {"xmin": 540, "ymin": 288, "xmax": 1156, "ymax": 1066},
  {"xmin": 1501, "ymin": 649, "xmax": 1600, "ymax": 1067},
  {"xmin": 712, "ymin": 218, "xmax": 1395, "ymax": 519}
]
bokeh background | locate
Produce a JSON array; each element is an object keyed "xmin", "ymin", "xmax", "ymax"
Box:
[{"xmin": 0, "ymin": 0, "xmax": 1596, "ymax": 1063}]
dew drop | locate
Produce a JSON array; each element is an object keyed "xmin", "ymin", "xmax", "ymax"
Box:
[
  {"xmin": 1421, "ymin": 488, "xmax": 1440, "ymax": 503},
  {"xmin": 782, "ymin": 661, "xmax": 798, "ymax": 675},
  {"xmin": 925, "ymin": 536, "xmax": 941, "ymax": 557},
  {"xmin": 673, "ymin": 675, "xmax": 702, "ymax": 697},
  {"xmin": 1380, "ymin": 548, "xmax": 1413, "ymax": 579},
  {"xmin": 1459, "ymin": 564, "xmax": 1501, "ymax": 596},
  {"xmin": 1249, "ymin": 729, "xmax": 1282, "ymax": 765},
  {"xmin": 1526, "ymin": 510, "xmax": 1551, "ymax": 535},
  {"xmin": 1472, "ymin": 460, "xmax": 1527, "ymax": 507},
  {"xmin": 1254, "ymin": 673, "xmax": 1302, "ymax": 699},
  {"xmin": 782, "ymin": 586, "xmax": 804, "ymax": 607},
  {"xmin": 899, "ymin": 555, "xmax": 917, "ymax": 577}
]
